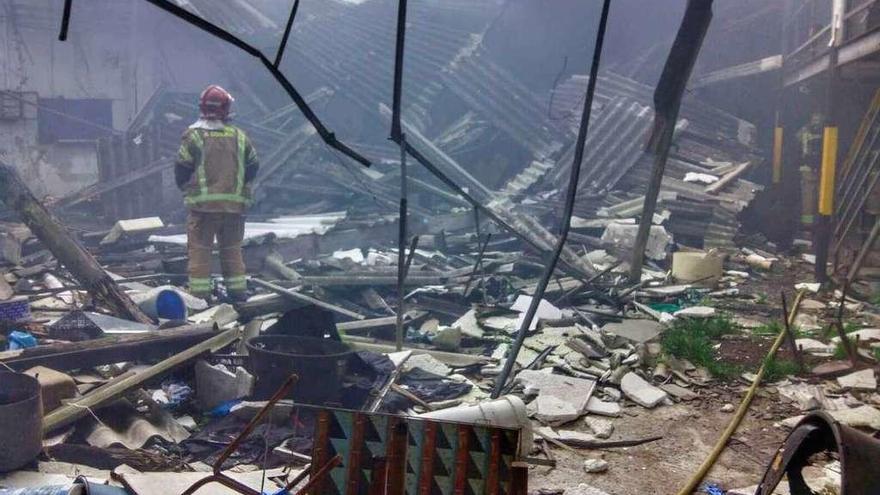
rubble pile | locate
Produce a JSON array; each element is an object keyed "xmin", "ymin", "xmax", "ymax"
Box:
[
  {"xmin": 1, "ymin": 1, "xmax": 879, "ymax": 494},
  {"xmin": 2, "ymin": 187, "xmax": 880, "ymax": 493}
]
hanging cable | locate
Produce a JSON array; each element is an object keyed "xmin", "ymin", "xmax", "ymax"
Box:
[
  {"xmin": 390, "ymin": 0, "xmax": 410, "ymax": 350},
  {"xmin": 492, "ymin": 0, "xmax": 613, "ymax": 398},
  {"xmin": 274, "ymin": 0, "xmax": 301, "ymax": 68},
  {"xmin": 139, "ymin": 0, "xmax": 371, "ymax": 167},
  {"xmin": 59, "ymin": 0, "xmax": 73, "ymax": 41}
]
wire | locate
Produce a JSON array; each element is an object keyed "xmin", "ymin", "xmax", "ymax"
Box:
[
  {"xmin": 492, "ymin": 0, "xmax": 612, "ymax": 398},
  {"xmin": 547, "ymin": 55, "xmax": 569, "ymax": 120}
]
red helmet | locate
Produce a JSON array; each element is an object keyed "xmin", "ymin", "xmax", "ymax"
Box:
[{"xmin": 199, "ymin": 85, "xmax": 234, "ymax": 120}]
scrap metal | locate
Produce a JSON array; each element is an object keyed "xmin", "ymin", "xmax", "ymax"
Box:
[{"xmin": 754, "ymin": 411, "xmax": 880, "ymax": 495}]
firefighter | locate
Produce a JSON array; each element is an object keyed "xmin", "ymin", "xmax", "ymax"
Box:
[
  {"xmin": 796, "ymin": 112, "xmax": 824, "ymax": 227},
  {"xmin": 175, "ymin": 85, "xmax": 258, "ymax": 302}
]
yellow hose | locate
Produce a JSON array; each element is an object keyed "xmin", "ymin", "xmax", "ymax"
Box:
[{"xmin": 675, "ymin": 289, "xmax": 806, "ymax": 495}]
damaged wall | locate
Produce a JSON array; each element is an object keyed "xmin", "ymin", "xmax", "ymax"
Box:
[{"xmin": 0, "ymin": 0, "xmax": 249, "ymax": 199}]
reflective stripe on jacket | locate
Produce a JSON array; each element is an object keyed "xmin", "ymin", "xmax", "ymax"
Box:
[{"xmin": 177, "ymin": 125, "xmax": 257, "ymax": 213}]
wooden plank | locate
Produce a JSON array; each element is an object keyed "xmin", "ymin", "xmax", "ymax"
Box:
[
  {"xmin": 0, "ymin": 323, "xmax": 219, "ymax": 372},
  {"xmin": 704, "ymin": 161, "xmax": 752, "ymax": 194},
  {"xmin": 43, "ymin": 326, "xmax": 238, "ymax": 432},
  {"xmin": 250, "ymin": 277, "xmax": 365, "ymax": 320}
]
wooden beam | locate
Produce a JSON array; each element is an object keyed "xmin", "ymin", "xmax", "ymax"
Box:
[
  {"xmin": 44, "ymin": 326, "xmax": 239, "ymax": 432},
  {"xmin": 0, "ymin": 164, "xmax": 152, "ymax": 323},
  {"xmin": 0, "ymin": 323, "xmax": 218, "ymax": 371}
]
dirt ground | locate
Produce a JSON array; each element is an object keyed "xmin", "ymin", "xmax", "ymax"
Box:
[
  {"xmin": 528, "ymin": 393, "xmax": 798, "ymax": 494},
  {"xmin": 527, "ymin": 257, "xmax": 822, "ymax": 494}
]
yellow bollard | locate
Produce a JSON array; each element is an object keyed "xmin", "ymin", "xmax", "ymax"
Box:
[
  {"xmin": 818, "ymin": 126, "xmax": 838, "ymax": 216},
  {"xmin": 772, "ymin": 126, "xmax": 783, "ymax": 184}
]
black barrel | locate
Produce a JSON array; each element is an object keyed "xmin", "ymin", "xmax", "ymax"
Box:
[
  {"xmin": 246, "ymin": 336, "xmax": 353, "ymax": 405},
  {"xmin": 0, "ymin": 372, "xmax": 43, "ymax": 472}
]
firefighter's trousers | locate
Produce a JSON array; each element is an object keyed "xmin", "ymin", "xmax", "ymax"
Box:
[{"xmin": 187, "ymin": 211, "xmax": 247, "ymax": 297}]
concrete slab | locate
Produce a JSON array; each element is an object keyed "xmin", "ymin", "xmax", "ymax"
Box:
[
  {"xmin": 837, "ymin": 369, "xmax": 877, "ymax": 391},
  {"xmin": 515, "ymin": 369, "xmax": 596, "ymax": 414},
  {"xmin": 585, "ymin": 397, "xmax": 621, "ymax": 417},
  {"xmin": 621, "ymin": 372, "xmax": 668, "ymax": 408},
  {"xmin": 602, "ymin": 319, "xmax": 663, "ymax": 344}
]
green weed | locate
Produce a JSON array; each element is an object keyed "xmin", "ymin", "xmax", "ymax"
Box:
[
  {"xmin": 661, "ymin": 315, "xmax": 740, "ymax": 379},
  {"xmin": 753, "ymin": 321, "xmax": 807, "ymax": 338},
  {"xmin": 762, "ymin": 357, "xmax": 800, "ymax": 382}
]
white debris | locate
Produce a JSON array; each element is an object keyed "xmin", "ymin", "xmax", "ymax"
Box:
[
  {"xmin": 556, "ymin": 429, "xmax": 597, "ymax": 443},
  {"xmin": 511, "ymin": 295, "xmax": 564, "ymax": 331},
  {"xmin": 830, "ymin": 405, "xmax": 880, "ymax": 430},
  {"xmin": 620, "ymin": 372, "xmax": 668, "ymax": 408},
  {"xmin": 799, "ymin": 299, "xmax": 826, "ymax": 310},
  {"xmin": 837, "ymin": 369, "xmax": 877, "ymax": 391},
  {"xmin": 780, "ymin": 405, "xmax": 880, "ymax": 431},
  {"xmin": 528, "ymin": 395, "xmax": 580, "ymax": 426},
  {"xmin": 585, "ymin": 397, "xmax": 622, "ymax": 417},
  {"xmin": 794, "ymin": 282, "xmax": 821, "ymax": 294},
  {"xmin": 451, "ymin": 310, "xmax": 484, "ymax": 338},
  {"xmin": 601, "ymin": 223, "xmax": 671, "ymax": 261},
  {"xmin": 582, "ymin": 458, "xmax": 609, "ymax": 473},
  {"xmin": 584, "ymin": 417, "xmax": 614, "ymax": 439},
  {"xmin": 832, "ymin": 328, "xmax": 880, "ymax": 344},
  {"xmin": 795, "ymin": 338, "xmax": 835, "ymax": 355},
  {"xmin": 683, "ymin": 172, "xmax": 718, "ymax": 184},
  {"xmin": 720, "ymin": 403, "xmax": 735, "ymax": 413},
  {"xmin": 403, "ymin": 354, "xmax": 451, "ymax": 376},
  {"xmin": 333, "ymin": 248, "xmax": 365, "ymax": 263},
  {"xmin": 567, "ymin": 483, "xmax": 612, "ymax": 495},
  {"xmin": 673, "ymin": 306, "xmax": 716, "ymax": 319},
  {"xmin": 515, "ymin": 369, "xmax": 596, "ymax": 414}
]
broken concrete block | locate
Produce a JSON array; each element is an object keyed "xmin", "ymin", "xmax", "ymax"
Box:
[
  {"xmin": 582, "ymin": 458, "xmax": 609, "ymax": 473},
  {"xmin": 795, "ymin": 338, "xmax": 835, "ymax": 355},
  {"xmin": 515, "ymin": 369, "xmax": 596, "ymax": 414},
  {"xmin": 490, "ymin": 343, "xmax": 509, "ymax": 360},
  {"xmin": 403, "ymin": 354, "xmax": 451, "ymax": 376},
  {"xmin": 101, "ymin": 217, "xmax": 164, "ymax": 244},
  {"xmin": 584, "ymin": 417, "xmax": 614, "ymax": 439},
  {"xmin": 333, "ymin": 248, "xmax": 365, "ymax": 263},
  {"xmin": 566, "ymin": 484, "xmax": 612, "ymax": 495},
  {"xmin": 780, "ymin": 405, "xmax": 880, "ymax": 431},
  {"xmin": 799, "ymin": 299, "xmax": 826, "ymax": 310},
  {"xmin": 430, "ymin": 326, "xmax": 461, "ymax": 351},
  {"xmin": 195, "ymin": 360, "xmax": 255, "ymax": 410},
  {"xmin": 528, "ymin": 395, "xmax": 580, "ymax": 426},
  {"xmin": 601, "ymin": 223, "xmax": 671, "ymax": 261},
  {"xmin": 831, "ymin": 328, "xmax": 880, "ymax": 344},
  {"xmin": 188, "ymin": 303, "xmax": 239, "ymax": 326},
  {"xmin": 621, "ymin": 372, "xmax": 668, "ymax": 408},
  {"xmin": 602, "ymin": 387, "xmax": 622, "ymax": 402},
  {"xmin": 585, "ymin": 397, "xmax": 621, "ymax": 417},
  {"xmin": 830, "ymin": 405, "xmax": 880, "ymax": 430},
  {"xmin": 511, "ymin": 295, "xmax": 563, "ymax": 330},
  {"xmin": 452, "ymin": 310, "xmax": 483, "ymax": 338},
  {"xmin": 794, "ymin": 282, "xmax": 821, "ymax": 293},
  {"xmin": 660, "ymin": 383, "xmax": 697, "ymax": 401},
  {"xmin": 556, "ymin": 429, "xmax": 597, "ymax": 443},
  {"xmin": 673, "ymin": 306, "xmax": 716, "ymax": 319},
  {"xmin": 24, "ymin": 366, "xmax": 76, "ymax": 413},
  {"xmin": 601, "ymin": 319, "xmax": 662, "ymax": 344},
  {"xmin": 837, "ymin": 369, "xmax": 877, "ymax": 391}
]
